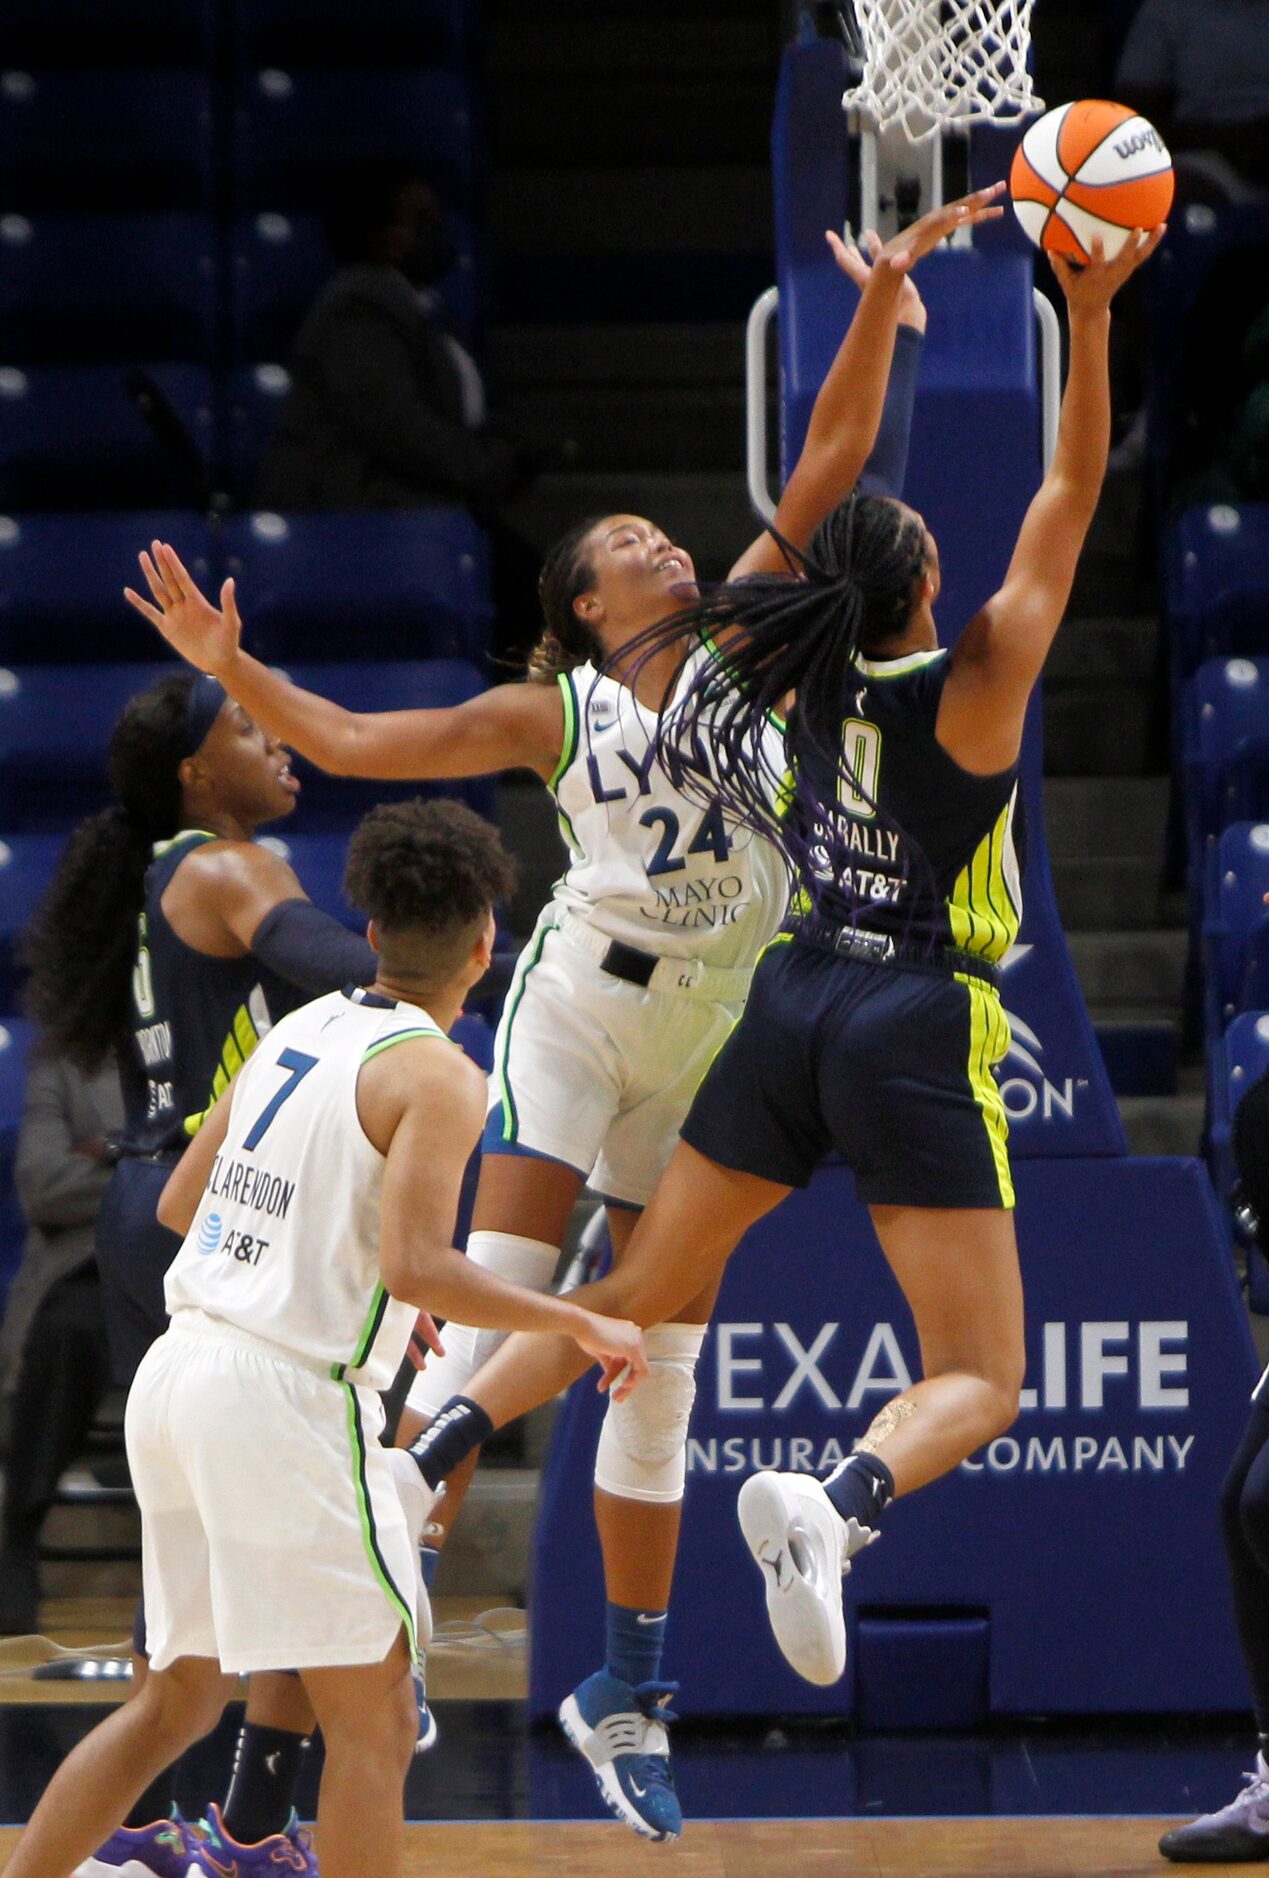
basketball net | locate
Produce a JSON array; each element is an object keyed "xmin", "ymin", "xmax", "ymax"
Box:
[{"xmin": 845, "ymin": 0, "xmax": 1042, "ymax": 142}]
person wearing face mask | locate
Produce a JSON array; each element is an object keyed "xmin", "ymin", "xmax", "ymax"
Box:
[{"xmin": 254, "ymin": 164, "xmax": 536, "ymax": 516}]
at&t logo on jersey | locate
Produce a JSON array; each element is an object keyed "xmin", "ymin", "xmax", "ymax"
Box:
[{"xmin": 196, "ymin": 1211, "xmax": 224, "ymax": 1257}]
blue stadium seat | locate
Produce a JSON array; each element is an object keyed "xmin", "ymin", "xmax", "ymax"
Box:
[
  {"xmin": 230, "ymin": 0, "xmax": 475, "ymax": 69},
  {"xmin": 231, "ymin": 69, "xmax": 477, "ymax": 212},
  {"xmin": 0, "ymin": 834, "xmax": 62, "ymax": 1009},
  {"xmin": 266, "ymin": 659, "xmax": 493, "ymax": 826},
  {"xmin": 0, "ymin": 1016, "xmax": 35, "ymax": 1310},
  {"xmin": 222, "ymin": 363, "xmax": 293, "ymax": 507},
  {"xmin": 0, "ymin": 366, "xmax": 213, "ymax": 510},
  {"xmin": 0, "ymin": 515, "xmax": 213, "ymax": 664},
  {"xmin": 0, "ymin": 663, "xmax": 170, "ymax": 827},
  {"xmin": 226, "ymin": 209, "xmax": 480, "ymax": 364},
  {"xmin": 1144, "ymin": 204, "xmax": 1269, "ymax": 498},
  {"xmin": 222, "ymin": 511, "xmax": 493, "ymax": 662},
  {"xmin": 1204, "ymin": 823, "xmax": 1269, "ymax": 1045},
  {"xmin": 0, "ymin": 214, "xmax": 216, "ymax": 364},
  {"xmin": 0, "ymin": 70, "xmax": 213, "ymax": 211},
  {"xmin": 1168, "ymin": 503, "xmax": 1269, "ymax": 676},
  {"xmin": 1182, "ymin": 657, "xmax": 1269, "ymax": 898},
  {"xmin": 3, "ymin": 0, "xmax": 214, "ymax": 63}
]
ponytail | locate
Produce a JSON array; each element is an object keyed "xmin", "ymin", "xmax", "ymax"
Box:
[{"xmin": 22, "ymin": 671, "xmax": 197, "ymax": 1070}]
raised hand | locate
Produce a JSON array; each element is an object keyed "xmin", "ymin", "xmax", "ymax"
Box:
[
  {"xmin": 1049, "ymin": 225, "xmax": 1167, "ymax": 311},
  {"xmin": 573, "ymin": 1312, "xmax": 648, "ymax": 1401},
  {"xmin": 124, "ymin": 540, "xmax": 243, "ymax": 678},
  {"xmin": 877, "ymin": 180, "xmax": 1007, "ymax": 275},
  {"xmin": 827, "ymin": 226, "xmax": 928, "ymax": 333}
]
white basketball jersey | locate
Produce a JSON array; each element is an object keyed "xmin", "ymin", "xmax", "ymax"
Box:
[
  {"xmin": 548, "ymin": 652, "xmax": 789, "ymax": 968},
  {"xmin": 166, "ymin": 987, "xmax": 451, "ymax": 1389}
]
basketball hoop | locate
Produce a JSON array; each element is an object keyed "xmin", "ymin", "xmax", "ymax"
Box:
[{"xmin": 844, "ymin": 0, "xmax": 1042, "ymax": 142}]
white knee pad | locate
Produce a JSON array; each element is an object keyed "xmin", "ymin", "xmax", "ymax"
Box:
[
  {"xmin": 593, "ymin": 1323, "xmax": 707, "ymax": 1505},
  {"xmin": 406, "ymin": 1231, "xmax": 559, "ymax": 1419}
]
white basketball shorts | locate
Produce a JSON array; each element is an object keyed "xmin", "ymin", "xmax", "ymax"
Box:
[
  {"xmin": 483, "ymin": 923, "xmax": 743, "ymax": 1207},
  {"xmin": 126, "ymin": 1311, "xmax": 416, "ymax": 1675}
]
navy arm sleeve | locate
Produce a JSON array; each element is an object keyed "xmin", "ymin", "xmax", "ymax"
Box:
[
  {"xmin": 251, "ymin": 898, "xmax": 377, "ymax": 992},
  {"xmin": 857, "ymin": 324, "xmax": 923, "ymax": 501}
]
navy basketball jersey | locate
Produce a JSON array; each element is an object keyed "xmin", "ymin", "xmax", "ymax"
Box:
[
  {"xmin": 782, "ymin": 648, "xmax": 1024, "ymax": 962},
  {"xmin": 119, "ymin": 831, "xmax": 309, "ymax": 1155}
]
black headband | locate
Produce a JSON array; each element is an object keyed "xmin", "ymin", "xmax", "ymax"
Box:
[{"xmin": 180, "ymin": 674, "xmax": 227, "ymax": 758}]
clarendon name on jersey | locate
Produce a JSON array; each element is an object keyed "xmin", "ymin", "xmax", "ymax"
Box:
[
  {"xmin": 207, "ymin": 1152, "xmax": 296, "ymax": 1222},
  {"xmin": 136, "ymin": 1020, "xmax": 173, "ymax": 1068}
]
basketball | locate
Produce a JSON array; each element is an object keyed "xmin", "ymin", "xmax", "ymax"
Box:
[{"xmin": 1010, "ymin": 99, "xmax": 1175, "ymax": 262}]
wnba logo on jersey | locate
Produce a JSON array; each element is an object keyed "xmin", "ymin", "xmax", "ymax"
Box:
[{"xmin": 195, "ymin": 1211, "xmax": 224, "ymax": 1257}]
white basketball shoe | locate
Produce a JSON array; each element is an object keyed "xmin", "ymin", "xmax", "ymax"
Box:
[{"xmin": 737, "ymin": 1471, "xmax": 878, "ymax": 1686}]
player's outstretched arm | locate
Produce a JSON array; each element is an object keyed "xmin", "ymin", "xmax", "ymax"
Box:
[
  {"xmin": 365, "ymin": 1042, "xmax": 648, "ymax": 1396},
  {"xmin": 728, "ymin": 183, "xmax": 1005, "ymax": 581},
  {"xmin": 124, "ymin": 542, "xmax": 565, "ymax": 784},
  {"xmin": 938, "ymin": 224, "xmax": 1166, "ymax": 774}
]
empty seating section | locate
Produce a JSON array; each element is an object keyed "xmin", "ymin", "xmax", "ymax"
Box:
[
  {"xmin": 222, "ymin": 511, "xmax": 493, "ymax": 661},
  {"xmin": 0, "ymin": 215, "xmax": 217, "ymax": 364},
  {"xmin": 0, "ymin": 368, "xmax": 214, "ymax": 510},
  {"xmin": 230, "ymin": 69, "xmax": 477, "ymax": 214},
  {"xmin": 1169, "ymin": 505, "xmax": 1269, "ymax": 676},
  {"xmin": 0, "ymin": 6, "xmax": 497, "ymax": 1140},
  {"xmin": 0, "ymin": 515, "xmax": 216, "ymax": 662}
]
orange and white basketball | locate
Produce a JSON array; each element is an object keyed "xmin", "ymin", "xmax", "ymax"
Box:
[{"xmin": 1010, "ymin": 99, "xmax": 1174, "ymax": 262}]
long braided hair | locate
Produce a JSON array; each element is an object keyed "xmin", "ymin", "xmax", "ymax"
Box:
[
  {"xmin": 22, "ymin": 672, "xmax": 200, "ymax": 1071},
  {"xmin": 619, "ymin": 494, "xmax": 930, "ymax": 855}
]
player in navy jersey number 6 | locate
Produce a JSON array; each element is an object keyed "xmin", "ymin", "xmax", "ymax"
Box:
[
  {"xmin": 126, "ymin": 183, "xmax": 1003, "ymax": 1841},
  {"xmin": 0, "ymin": 801, "xmax": 646, "ymax": 1878},
  {"xmin": 394, "ymin": 223, "xmax": 1169, "ymax": 1711}
]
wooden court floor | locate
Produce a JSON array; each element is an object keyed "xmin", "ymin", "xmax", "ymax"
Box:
[{"xmin": 0, "ymin": 1816, "xmax": 1246, "ymax": 1875}]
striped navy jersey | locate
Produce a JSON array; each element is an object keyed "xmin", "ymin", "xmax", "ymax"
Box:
[
  {"xmin": 118, "ymin": 831, "xmax": 308, "ymax": 1155},
  {"xmin": 781, "ymin": 647, "xmax": 1024, "ymax": 964}
]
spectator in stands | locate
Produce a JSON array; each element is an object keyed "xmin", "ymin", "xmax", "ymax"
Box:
[
  {"xmin": 0, "ymin": 1043, "xmax": 121, "ymax": 1636},
  {"xmin": 255, "ymin": 163, "xmax": 537, "ymax": 514},
  {"xmin": 1115, "ymin": 0, "xmax": 1269, "ymax": 205}
]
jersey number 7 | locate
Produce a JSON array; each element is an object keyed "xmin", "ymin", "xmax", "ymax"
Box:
[{"xmin": 242, "ymin": 1048, "xmax": 319, "ymax": 1151}]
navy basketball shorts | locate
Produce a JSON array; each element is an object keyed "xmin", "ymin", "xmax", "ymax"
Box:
[
  {"xmin": 94, "ymin": 1156, "xmax": 184, "ymax": 1387},
  {"xmin": 681, "ymin": 934, "xmax": 1015, "ymax": 1210}
]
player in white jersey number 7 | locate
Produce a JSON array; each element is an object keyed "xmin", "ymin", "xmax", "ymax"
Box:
[
  {"xmin": 0, "ymin": 799, "xmax": 646, "ymax": 1878},
  {"xmin": 127, "ymin": 182, "xmax": 1004, "ymax": 1841}
]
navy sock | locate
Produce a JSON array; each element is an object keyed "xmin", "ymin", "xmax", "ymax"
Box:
[
  {"xmin": 605, "ymin": 1601, "xmax": 668, "ymax": 1688},
  {"xmin": 421, "ymin": 1544, "xmax": 440, "ymax": 1590},
  {"xmin": 408, "ymin": 1394, "xmax": 493, "ymax": 1491},
  {"xmin": 824, "ymin": 1451, "xmax": 894, "ymax": 1531},
  {"xmin": 222, "ymin": 1722, "xmax": 309, "ymax": 1844}
]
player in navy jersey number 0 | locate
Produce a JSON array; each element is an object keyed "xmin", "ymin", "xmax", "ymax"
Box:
[
  {"xmin": 387, "ymin": 222, "xmax": 1170, "ymax": 1716},
  {"xmin": 129, "ymin": 184, "xmax": 1004, "ymax": 1840}
]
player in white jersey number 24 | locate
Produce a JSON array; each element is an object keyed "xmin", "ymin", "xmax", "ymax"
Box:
[
  {"xmin": 2, "ymin": 800, "xmax": 646, "ymax": 1878},
  {"xmin": 128, "ymin": 183, "xmax": 1004, "ymax": 1841}
]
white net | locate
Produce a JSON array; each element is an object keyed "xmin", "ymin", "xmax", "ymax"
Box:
[{"xmin": 844, "ymin": 0, "xmax": 1042, "ymax": 142}]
